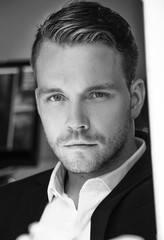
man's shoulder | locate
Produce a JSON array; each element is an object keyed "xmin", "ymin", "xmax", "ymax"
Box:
[
  {"xmin": 0, "ymin": 168, "xmax": 54, "ymax": 198},
  {"xmin": 0, "ymin": 168, "xmax": 54, "ymax": 238}
]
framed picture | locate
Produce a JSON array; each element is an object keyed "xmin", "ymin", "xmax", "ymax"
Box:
[{"xmin": 0, "ymin": 61, "xmax": 38, "ymax": 168}]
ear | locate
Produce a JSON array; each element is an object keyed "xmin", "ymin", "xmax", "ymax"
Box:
[
  {"xmin": 35, "ymin": 88, "xmax": 41, "ymax": 116},
  {"xmin": 130, "ymin": 79, "xmax": 146, "ymax": 119}
]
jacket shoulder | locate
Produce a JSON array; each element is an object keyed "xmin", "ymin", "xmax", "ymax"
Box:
[
  {"xmin": 0, "ymin": 169, "xmax": 54, "ymax": 239},
  {"xmin": 0, "ymin": 168, "xmax": 53, "ymax": 198}
]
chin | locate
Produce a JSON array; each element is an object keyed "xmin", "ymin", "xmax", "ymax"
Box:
[
  {"xmin": 61, "ymin": 157, "xmax": 106, "ymax": 175},
  {"xmin": 62, "ymin": 160, "xmax": 96, "ymax": 174},
  {"xmin": 59, "ymin": 150, "xmax": 99, "ymax": 172}
]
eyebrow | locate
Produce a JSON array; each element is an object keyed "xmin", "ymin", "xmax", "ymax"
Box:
[
  {"xmin": 83, "ymin": 83, "xmax": 117, "ymax": 93},
  {"xmin": 36, "ymin": 87, "xmax": 64, "ymax": 97},
  {"xmin": 36, "ymin": 83, "xmax": 116, "ymax": 97}
]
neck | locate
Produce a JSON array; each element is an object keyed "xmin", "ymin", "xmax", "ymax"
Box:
[
  {"xmin": 64, "ymin": 135, "xmax": 138, "ymax": 208},
  {"xmin": 65, "ymin": 171, "xmax": 92, "ymax": 209}
]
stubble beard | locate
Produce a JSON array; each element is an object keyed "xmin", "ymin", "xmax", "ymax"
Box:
[{"xmin": 46, "ymin": 111, "xmax": 131, "ymax": 175}]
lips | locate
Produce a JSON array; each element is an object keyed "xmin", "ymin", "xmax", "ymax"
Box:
[{"xmin": 64, "ymin": 143, "xmax": 97, "ymax": 148}]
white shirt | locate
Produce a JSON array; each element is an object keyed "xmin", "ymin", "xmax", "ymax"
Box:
[{"xmin": 30, "ymin": 138, "xmax": 146, "ymax": 240}]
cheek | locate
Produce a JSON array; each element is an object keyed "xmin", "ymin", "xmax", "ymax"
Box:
[
  {"xmin": 39, "ymin": 107, "xmax": 65, "ymax": 139},
  {"xmin": 89, "ymin": 100, "xmax": 130, "ymax": 134}
]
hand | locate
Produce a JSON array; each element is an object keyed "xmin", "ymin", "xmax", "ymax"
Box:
[
  {"xmin": 15, "ymin": 222, "xmax": 57, "ymax": 240},
  {"xmin": 16, "ymin": 234, "xmax": 32, "ymax": 240},
  {"xmin": 109, "ymin": 235, "xmax": 144, "ymax": 240},
  {"xmin": 15, "ymin": 222, "xmax": 38, "ymax": 240}
]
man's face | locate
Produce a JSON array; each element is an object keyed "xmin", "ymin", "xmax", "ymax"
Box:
[{"xmin": 36, "ymin": 42, "xmax": 133, "ymax": 174}]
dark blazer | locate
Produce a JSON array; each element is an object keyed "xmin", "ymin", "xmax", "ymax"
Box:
[{"xmin": 0, "ymin": 132, "xmax": 156, "ymax": 240}]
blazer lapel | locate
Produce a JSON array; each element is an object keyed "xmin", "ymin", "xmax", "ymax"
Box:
[{"xmin": 90, "ymin": 141, "xmax": 152, "ymax": 240}]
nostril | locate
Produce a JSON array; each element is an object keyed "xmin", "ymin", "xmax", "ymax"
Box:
[
  {"xmin": 67, "ymin": 123, "xmax": 89, "ymax": 131},
  {"xmin": 66, "ymin": 103, "xmax": 90, "ymax": 130}
]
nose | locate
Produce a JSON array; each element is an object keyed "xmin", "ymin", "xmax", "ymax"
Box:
[{"xmin": 66, "ymin": 102, "xmax": 89, "ymax": 131}]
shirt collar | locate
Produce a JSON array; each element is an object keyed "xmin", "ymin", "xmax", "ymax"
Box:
[
  {"xmin": 47, "ymin": 137, "xmax": 146, "ymax": 202},
  {"xmin": 100, "ymin": 137, "xmax": 146, "ymax": 190},
  {"xmin": 47, "ymin": 162, "xmax": 66, "ymax": 202}
]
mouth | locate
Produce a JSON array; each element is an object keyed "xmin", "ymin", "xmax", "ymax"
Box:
[{"xmin": 64, "ymin": 143, "xmax": 97, "ymax": 149}]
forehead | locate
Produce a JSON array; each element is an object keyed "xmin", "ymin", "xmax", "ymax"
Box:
[{"xmin": 36, "ymin": 41, "xmax": 126, "ymax": 91}]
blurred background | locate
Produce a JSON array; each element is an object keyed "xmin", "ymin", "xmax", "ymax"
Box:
[{"xmin": 0, "ymin": 0, "xmax": 149, "ymax": 184}]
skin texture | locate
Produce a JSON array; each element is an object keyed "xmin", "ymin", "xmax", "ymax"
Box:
[{"xmin": 35, "ymin": 42, "xmax": 145, "ymax": 203}]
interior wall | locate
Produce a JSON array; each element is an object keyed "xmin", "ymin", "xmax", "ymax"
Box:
[{"xmin": 0, "ymin": 0, "xmax": 146, "ymax": 178}]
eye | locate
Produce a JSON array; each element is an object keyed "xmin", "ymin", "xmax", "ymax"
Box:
[
  {"xmin": 89, "ymin": 92, "xmax": 110, "ymax": 99},
  {"xmin": 48, "ymin": 94, "xmax": 66, "ymax": 102}
]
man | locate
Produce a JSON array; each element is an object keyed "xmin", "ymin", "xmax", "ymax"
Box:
[{"xmin": 0, "ymin": 1, "xmax": 156, "ymax": 240}]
